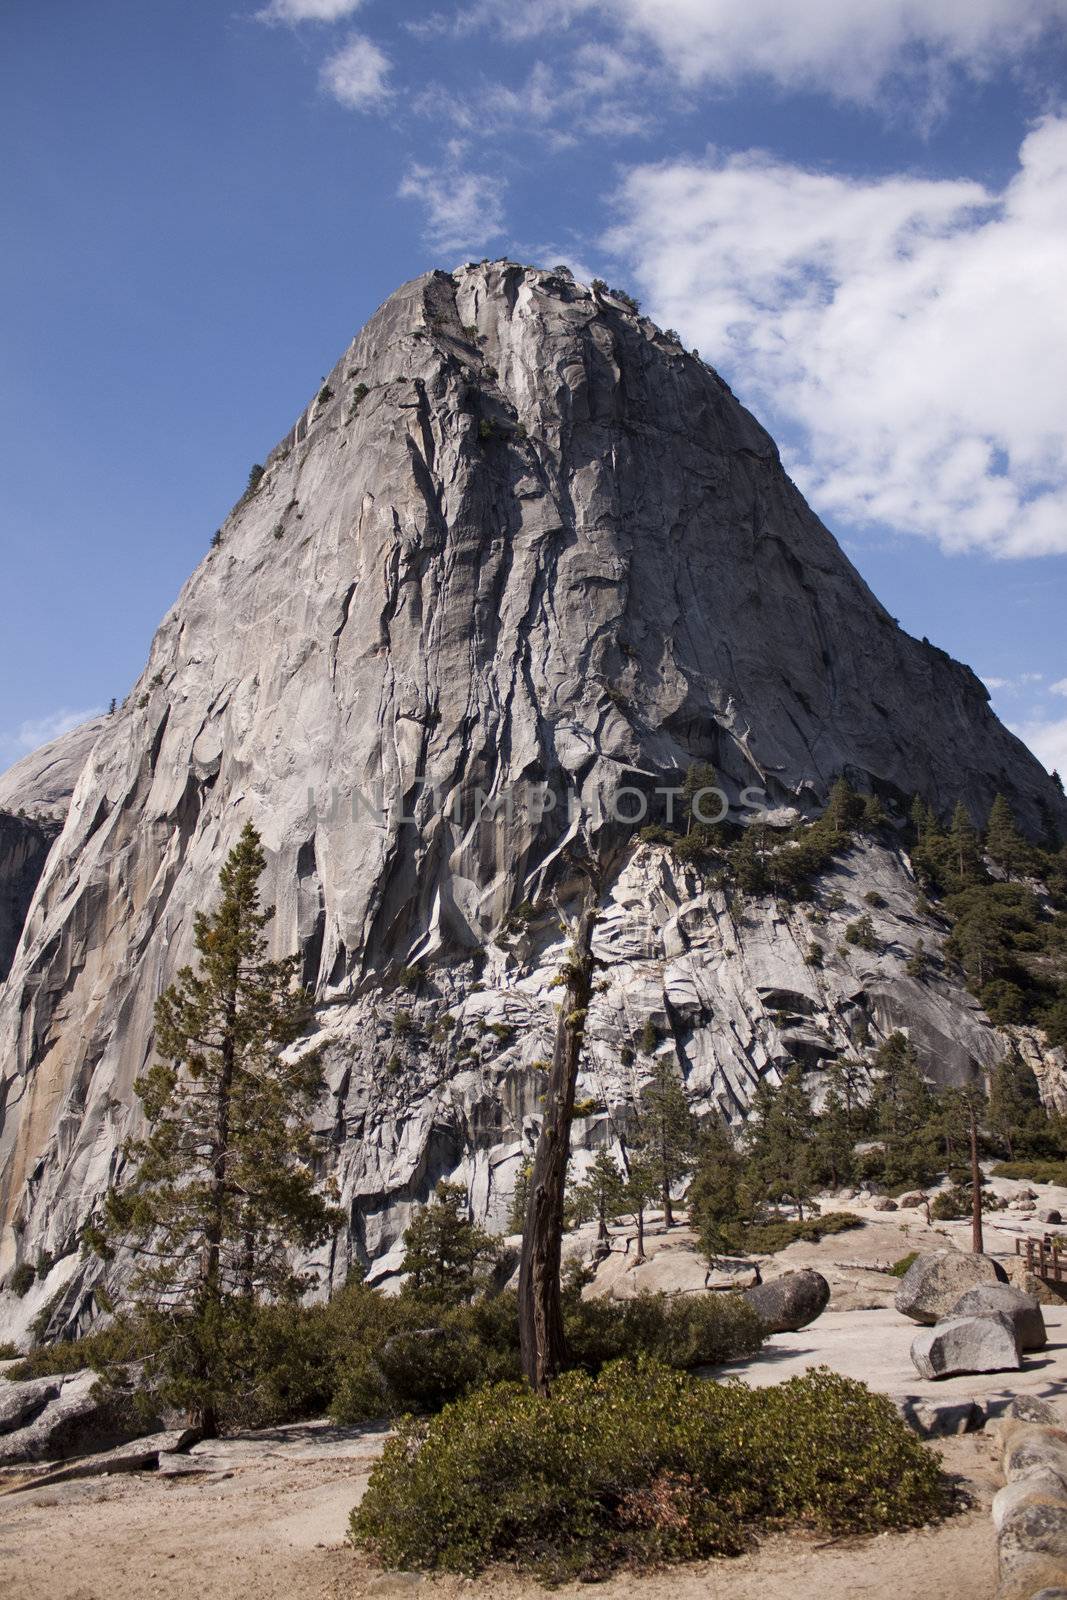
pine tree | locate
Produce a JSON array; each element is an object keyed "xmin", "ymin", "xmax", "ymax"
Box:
[
  {"xmin": 869, "ymin": 1032, "xmax": 938, "ymax": 1187},
  {"xmin": 987, "ymin": 1053, "xmax": 1052, "ymax": 1160},
  {"xmin": 986, "ymin": 795, "xmax": 1032, "ymax": 878},
  {"xmin": 571, "ymin": 1149, "xmax": 627, "ymax": 1245},
  {"xmin": 681, "ymin": 761, "xmax": 719, "ymax": 833},
  {"xmin": 812, "ymin": 1080, "xmax": 858, "ymax": 1189},
  {"xmin": 508, "ymin": 1160, "xmax": 533, "ymax": 1234},
  {"xmin": 633, "ymin": 1061, "xmax": 698, "ymax": 1226},
  {"xmin": 687, "ymin": 1116, "xmax": 751, "ymax": 1258},
  {"xmin": 823, "ymin": 776, "xmax": 864, "ymax": 836},
  {"xmin": 96, "ymin": 823, "xmax": 339, "ymax": 1433},
  {"xmin": 401, "ymin": 1181, "xmax": 500, "ymax": 1303},
  {"xmin": 743, "ymin": 1067, "xmax": 817, "ymax": 1220},
  {"xmin": 622, "ymin": 1150, "xmax": 659, "ymax": 1262},
  {"xmin": 950, "ymin": 801, "xmax": 983, "ymax": 886}
]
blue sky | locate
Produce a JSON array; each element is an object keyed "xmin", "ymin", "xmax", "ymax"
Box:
[{"xmin": 2, "ymin": 0, "xmax": 1066, "ymax": 774}]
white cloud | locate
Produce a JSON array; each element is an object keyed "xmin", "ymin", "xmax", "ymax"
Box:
[
  {"xmin": 2, "ymin": 706, "xmax": 104, "ymax": 765},
  {"xmin": 399, "ymin": 158, "xmax": 506, "ymax": 253},
  {"xmin": 320, "ymin": 33, "xmax": 392, "ymax": 110},
  {"xmin": 423, "ymin": 0, "xmax": 1067, "ymax": 116},
  {"xmin": 613, "ymin": 0, "xmax": 1067, "ymax": 110},
  {"xmin": 1051, "ymin": 678, "xmax": 1067, "ymax": 696},
  {"xmin": 257, "ymin": 0, "xmax": 365, "ymax": 22},
  {"xmin": 1012, "ymin": 715, "xmax": 1067, "ymax": 776},
  {"xmin": 606, "ymin": 117, "xmax": 1067, "ymax": 558}
]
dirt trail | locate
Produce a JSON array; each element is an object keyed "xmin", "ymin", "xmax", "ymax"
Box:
[{"xmin": 0, "ymin": 1431, "xmax": 996, "ymax": 1600}]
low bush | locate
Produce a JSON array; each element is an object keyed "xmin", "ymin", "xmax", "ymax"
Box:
[
  {"xmin": 352, "ymin": 1360, "xmax": 947, "ymax": 1578},
  {"xmin": 726, "ymin": 1211, "xmax": 863, "ymax": 1255},
  {"xmin": 889, "ymin": 1251, "xmax": 919, "ymax": 1277},
  {"xmin": 991, "ymin": 1160, "xmax": 1067, "ymax": 1185},
  {"xmin": 0, "ymin": 1341, "xmax": 21, "ymax": 1360},
  {"xmin": 7, "ymin": 1263, "xmax": 35, "ymax": 1298}
]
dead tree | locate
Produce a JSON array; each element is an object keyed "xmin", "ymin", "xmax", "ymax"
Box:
[{"xmin": 517, "ymin": 864, "xmax": 600, "ymax": 1395}]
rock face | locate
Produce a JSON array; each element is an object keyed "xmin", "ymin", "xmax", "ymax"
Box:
[
  {"xmin": 910, "ymin": 1311, "xmax": 1022, "ymax": 1379},
  {"xmin": 895, "ymin": 1250, "xmax": 1009, "ymax": 1325},
  {"xmin": 950, "ymin": 1284, "xmax": 1047, "ymax": 1351},
  {"xmin": 0, "ymin": 261, "xmax": 1064, "ymax": 1330},
  {"xmin": 0, "ymin": 717, "xmax": 105, "ymax": 982},
  {"xmin": 744, "ymin": 1269, "xmax": 830, "ymax": 1333}
]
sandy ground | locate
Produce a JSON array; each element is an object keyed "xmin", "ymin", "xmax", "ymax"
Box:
[
  {"xmin": 3, "ymin": 1187, "xmax": 1063, "ymax": 1600},
  {"xmin": 0, "ymin": 1430, "xmax": 997, "ymax": 1600}
]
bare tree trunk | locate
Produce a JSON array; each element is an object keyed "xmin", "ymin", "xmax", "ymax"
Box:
[
  {"xmin": 970, "ymin": 1102, "xmax": 984, "ymax": 1255},
  {"xmin": 518, "ymin": 875, "xmax": 598, "ymax": 1395}
]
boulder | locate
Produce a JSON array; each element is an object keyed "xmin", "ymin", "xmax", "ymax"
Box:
[
  {"xmin": 1041, "ymin": 1211, "xmax": 1063, "ymax": 1226},
  {"xmin": 994, "ymin": 1473, "xmax": 1067, "ymax": 1534},
  {"xmin": 897, "ymin": 1192, "xmax": 926, "ymax": 1209},
  {"xmin": 0, "ymin": 1369, "xmax": 152, "ymax": 1466},
  {"xmin": 895, "ymin": 1250, "xmax": 1009, "ymax": 1324},
  {"xmin": 744, "ymin": 1269, "xmax": 830, "ymax": 1334},
  {"xmin": 910, "ymin": 1312, "xmax": 1022, "ymax": 1379},
  {"xmin": 1003, "ymin": 1428, "xmax": 1067, "ymax": 1486},
  {"xmin": 950, "ymin": 1284, "xmax": 1048, "ymax": 1351},
  {"xmin": 1008, "ymin": 1397, "xmax": 1064, "ymax": 1426},
  {"xmin": 998, "ymin": 1502, "xmax": 1067, "ymax": 1593},
  {"xmin": 0, "ymin": 1373, "xmax": 63, "ymax": 1435},
  {"xmin": 870, "ymin": 1196, "xmax": 898, "ymax": 1212}
]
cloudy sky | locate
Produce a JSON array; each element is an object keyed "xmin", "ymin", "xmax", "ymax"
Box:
[{"xmin": 2, "ymin": 0, "xmax": 1066, "ymax": 775}]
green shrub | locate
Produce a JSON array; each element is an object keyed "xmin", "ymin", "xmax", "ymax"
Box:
[
  {"xmin": 7, "ymin": 1263, "xmax": 35, "ymax": 1298},
  {"xmin": 991, "ymin": 1159, "xmax": 1067, "ymax": 1185},
  {"xmin": 889, "ymin": 1251, "xmax": 920, "ymax": 1277},
  {"xmin": 728, "ymin": 1211, "xmax": 863, "ymax": 1255},
  {"xmin": 931, "ymin": 1187, "xmax": 970, "ymax": 1220},
  {"xmin": 352, "ymin": 1361, "xmax": 947, "ymax": 1578},
  {"xmin": 246, "ymin": 463, "xmax": 265, "ymax": 494}
]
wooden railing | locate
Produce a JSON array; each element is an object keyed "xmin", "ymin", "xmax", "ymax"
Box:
[{"xmin": 1017, "ymin": 1236, "xmax": 1067, "ymax": 1282}]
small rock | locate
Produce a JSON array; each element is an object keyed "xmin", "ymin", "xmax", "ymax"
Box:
[
  {"xmin": 743, "ymin": 1269, "xmax": 830, "ymax": 1334},
  {"xmin": 910, "ymin": 1312, "xmax": 1022, "ymax": 1379},
  {"xmin": 950, "ymin": 1284, "xmax": 1047, "ymax": 1352},
  {"xmin": 895, "ymin": 1394, "xmax": 985, "ymax": 1438},
  {"xmin": 895, "ymin": 1250, "xmax": 1009, "ymax": 1325}
]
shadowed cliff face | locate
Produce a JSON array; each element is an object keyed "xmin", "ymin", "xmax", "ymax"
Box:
[
  {"xmin": 0, "ymin": 261, "xmax": 1063, "ymax": 1327},
  {"xmin": 0, "ymin": 813, "xmax": 59, "ymax": 982}
]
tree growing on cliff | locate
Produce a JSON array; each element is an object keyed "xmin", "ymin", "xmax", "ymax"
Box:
[{"xmin": 92, "ymin": 823, "xmax": 339, "ymax": 1433}]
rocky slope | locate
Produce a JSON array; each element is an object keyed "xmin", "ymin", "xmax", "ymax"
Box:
[{"xmin": 0, "ymin": 260, "xmax": 1063, "ymax": 1338}]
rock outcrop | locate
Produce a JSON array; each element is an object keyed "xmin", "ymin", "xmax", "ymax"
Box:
[
  {"xmin": 895, "ymin": 1250, "xmax": 1010, "ymax": 1325},
  {"xmin": 0, "ymin": 261, "xmax": 1064, "ymax": 1334}
]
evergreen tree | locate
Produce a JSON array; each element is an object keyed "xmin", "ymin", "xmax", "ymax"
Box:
[
  {"xmin": 950, "ymin": 801, "xmax": 983, "ymax": 886},
  {"xmin": 687, "ymin": 1116, "xmax": 752, "ymax": 1257},
  {"xmin": 401, "ymin": 1181, "xmax": 500, "ymax": 1303},
  {"xmin": 621, "ymin": 1150, "xmax": 659, "ymax": 1262},
  {"xmin": 743, "ymin": 1067, "xmax": 817, "ymax": 1220},
  {"xmin": 812, "ymin": 1079, "xmax": 858, "ymax": 1189},
  {"xmin": 823, "ymin": 776, "xmax": 864, "ymax": 836},
  {"xmin": 508, "ymin": 1160, "xmax": 532, "ymax": 1234},
  {"xmin": 96, "ymin": 823, "xmax": 339, "ymax": 1432},
  {"xmin": 869, "ymin": 1032, "xmax": 939, "ymax": 1187},
  {"xmin": 987, "ymin": 1053, "xmax": 1054, "ymax": 1160},
  {"xmin": 681, "ymin": 761, "xmax": 719, "ymax": 833},
  {"xmin": 633, "ymin": 1060, "xmax": 699, "ymax": 1225},
  {"xmin": 986, "ymin": 795, "xmax": 1033, "ymax": 878},
  {"xmin": 570, "ymin": 1149, "xmax": 627, "ymax": 1245}
]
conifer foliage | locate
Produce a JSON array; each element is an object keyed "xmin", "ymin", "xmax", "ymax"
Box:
[{"xmin": 94, "ymin": 823, "xmax": 339, "ymax": 1428}]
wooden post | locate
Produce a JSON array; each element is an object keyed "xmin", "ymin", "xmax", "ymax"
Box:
[
  {"xmin": 969, "ymin": 1098, "xmax": 984, "ymax": 1255},
  {"xmin": 517, "ymin": 867, "xmax": 599, "ymax": 1396}
]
